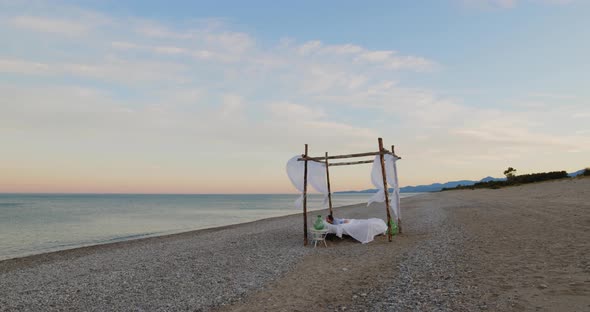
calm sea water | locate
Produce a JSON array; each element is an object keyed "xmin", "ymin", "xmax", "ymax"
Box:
[{"xmin": 0, "ymin": 193, "xmax": 419, "ymax": 260}]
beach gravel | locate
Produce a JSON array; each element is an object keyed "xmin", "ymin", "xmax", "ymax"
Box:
[
  {"xmin": 2, "ymin": 178, "xmax": 589, "ymax": 311},
  {"xmin": 0, "ymin": 214, "xmax": 311, "ymax": 311},
  {"xmin": 346, "ymin": 199, "xmax": 510, "ymax": 312},
  {"xmin": 217, "ymin": 178, "xmax": 590, "ymax": 312}
]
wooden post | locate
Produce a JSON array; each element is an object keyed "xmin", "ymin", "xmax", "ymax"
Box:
[
  {"xmin": 379, "ymin": 138, "xmax": 393, "ymax": 242},
  {"xmin": 303, "ymin": 144, "xmax": 309, "ymax": 246},
  {"xmin": 325, "ymin": 152, "xmax": 333, "ymax": 216},
  {"xmin": 392, "ymin": 145, "xmax": 401, "ymax": 234}
]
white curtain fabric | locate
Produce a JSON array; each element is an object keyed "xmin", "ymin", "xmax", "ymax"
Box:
[
  {"xmin": 308, "ymin": 161, "xmax": 329, "ymax": 208},
  {"xmin": 367, "ymin": 156, "xmax": 387, "ymax": 206},
  {"xmin": 286, "ymin": 156, "xmax": 329, "ymax": 209},
  {"xmin": 367, "ymin": 154, "xmax": 401, "ymax": 220},
  {"xmin": 386, "ymin": 154, "xmax": 401, "ymax": 220},
  {"xmin": 286, "ymin": 156, "xmax": 305, "ymax": 209}
]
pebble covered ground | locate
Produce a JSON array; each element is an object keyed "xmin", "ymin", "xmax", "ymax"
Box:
[
  {"xmin": 346, "ymin": 196, "xmax": 514, "ymax": 312},
  {"xmin": 217, "ymin": 178, "xmax": 589, "ymax": 312},
  {"xmin": 0, "ymin": 214, "xmax": 312, "ymax": 311},
  {"xmin": 2, "ymin": 178, "xmax": 589, "ymax": 311}
]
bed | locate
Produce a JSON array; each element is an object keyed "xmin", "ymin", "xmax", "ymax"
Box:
[{"xmin": 322, "ymin": 218, "xmax": 388, "ymax": 244}]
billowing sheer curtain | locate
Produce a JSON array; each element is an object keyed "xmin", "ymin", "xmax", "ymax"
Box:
[
  {"xmin": 368, "ymin": 156, "xmax": 387, "ymax": 206},
  {"xmin": 286, "ymin": 156, "xmax": 305, "ymax": 209},
  {"xmin": 308, "ymin": 161, "xmax": 329, "ymax": 208},
  {"xmin": 367, "ymin": 154, "xmax": 401, "ymax": 220},
  {"xmin": 385, "ymin": 155, "xmax": 401, "ymax": 220},
  {"xmin": 286, "ymin": 156, "xmax": 329, "ymax": 209}
]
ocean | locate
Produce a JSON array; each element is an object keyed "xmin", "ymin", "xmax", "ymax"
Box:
[{"xmin": 0, "ymin": 193, "xmax": 419, "ymax": 260}]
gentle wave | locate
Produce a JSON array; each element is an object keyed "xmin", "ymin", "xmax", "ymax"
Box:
[{"xmin": 0, "ymin": 202, "xmax": 23, "ymax": 207}]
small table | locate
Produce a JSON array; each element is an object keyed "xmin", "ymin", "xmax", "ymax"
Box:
[{"xmin": 309, "ymin": 228, "xmax": 329, "ymax": 248}]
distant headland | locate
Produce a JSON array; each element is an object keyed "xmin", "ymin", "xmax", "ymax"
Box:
[{"xmin": 337, "ymin": 168, "xmax": 588, "ymax": 193}]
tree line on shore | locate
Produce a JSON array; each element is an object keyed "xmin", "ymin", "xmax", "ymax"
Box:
[{"xmin": 442, "ymin": 167, "xmax": 590, "ymax": 191}]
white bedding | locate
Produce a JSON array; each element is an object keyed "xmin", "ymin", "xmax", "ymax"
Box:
[{"xmin": 323, "ymin": 218, "xmax": 388, "ymax": 244}]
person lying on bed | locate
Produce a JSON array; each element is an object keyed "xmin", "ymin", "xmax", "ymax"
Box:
[{"xmin": 326, "ymin": 214, "xmax": 350, "ymax": 225}]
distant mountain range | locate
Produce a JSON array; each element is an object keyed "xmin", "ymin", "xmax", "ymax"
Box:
[
  {"xmin": 568, "ymin": 169, "xmax": 585, "ymax": 177},
  {"xmin": 337, "ymin": 169, "xmax": 586, "ymax": 193}
]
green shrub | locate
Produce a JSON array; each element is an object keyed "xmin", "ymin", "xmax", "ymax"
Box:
[
  {"xmin": 442, "ymin": 170, "xmax": 570, "ymax": 191},
  {"xmin": 510, "ymin": 171, "xmax": 568, "ymax": 183},
  {"xmin": 584, "ymin": 168, "xmax": 590, "ymax": 176}
]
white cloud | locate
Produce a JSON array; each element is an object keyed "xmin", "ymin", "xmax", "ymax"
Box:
[
  {"xmin": 527, "ymin": 92, "xmax": 577, "ymax": 100},
  {"xmin": 220, "ymin": 95, "xmax": 243, "ymax": 117},
  {"xmin": 0, "ymin": 58, "xmax": 51, "ymax": 74},
  {"xmin": 111, "ymin": 41, "xmax": 141, "ymax": 50},
  {"xmin": 0, "ymin": 85, "xmax": 132, "ymax": 133},
  {"xmin": 153, "ymin": 46, "xmax": 188, "ymax": 55},
  {"xmin": 572, "ymin": 112, "xmax": 590, "ymax": 118},
  {"xmin": 6, "ymin": 7, "xmax": 112, "ymax": 36},
  {"xmin": 356, "ymin": 50, "xmax": 395, "ymax": 63},
  {"xmin": 134, "ymin": 23, "xmax": 192, "ymax": 39},
  {"xmin": 269, "ymin": 102, "xmax": 325, "ymax": 119},
  {"xmin": 452, "ymin": 127, "xmax": 572, "ymax": 147},
  {"xmin": 491, "ymin": 0, "xmax": 516, "ymax": 7},
  {"xmin": 263, "ymin": 102, "xmax": 379, "ymax": 152},
  {"xmin": 111, "ymin": 30, "xmax": 255, "ymax": 63},
  {"xmin": 10, "ymin": 15, "xmax": 89, "ymax": 36},
  {"xmin": 297, "ymin": 40, "xmax": 323, "ymax": 55},
  {"xmin": 1, "ymin": 1, "xmax": 588, "ymax": 190},
  {"xmin": 208, "ymin": 32, "xmax": 255, "ymax": 53},
  {"xmin": 298, "ymin": 66, "xmax": 368, "ymax": 94},
  {"xmin": 0, "ymin": 57, "xmax": 189, "ymax": 85},
  {"xmin": 295, "ymin": 40, "xmax": 436, "ymax": 71}
]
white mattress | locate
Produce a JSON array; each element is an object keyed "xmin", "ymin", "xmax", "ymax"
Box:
[{"xmin": 323, "ymin": 218, "xmax": 388, "ymax": 244}]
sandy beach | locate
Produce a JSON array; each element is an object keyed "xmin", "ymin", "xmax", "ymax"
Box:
[{"xmin": 1, "ymin": 178, "xmax": 589, "ymax": 311}]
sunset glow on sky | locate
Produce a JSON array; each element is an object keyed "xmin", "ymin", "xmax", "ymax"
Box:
[{"xmin": 1, "ymin": 0, "xmax": 589, "ymax": 193}]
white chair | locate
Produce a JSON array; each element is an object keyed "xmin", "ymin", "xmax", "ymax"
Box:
[{"xmin": 309, "ymin": 228, "xmax": 329, "ymax": 248}]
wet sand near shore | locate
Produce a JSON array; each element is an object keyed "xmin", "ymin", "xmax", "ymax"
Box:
[{"xmin": 1, "ymin": 178, "xmax": 589, "ymax": 311}]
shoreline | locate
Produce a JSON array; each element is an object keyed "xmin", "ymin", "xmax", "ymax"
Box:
[
  {"xmin": 0, "ymin": 200, "xmax": 367, "ymax": 269},
  {"xmin": 0, "ymin": 193, "xmax": 424, "ymax": 263}
]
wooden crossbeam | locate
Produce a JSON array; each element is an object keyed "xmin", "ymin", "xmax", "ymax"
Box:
[
  {"xmin": 298, "ymin": 150, "xmax": 392, "ymax": 162},
  {"xmin": 303, "ymin": 158, "xmax": 325, "ymax": 163},
  {"xmin": 328, "ymin": 160, "xmax": 374, "ymax": 167}
]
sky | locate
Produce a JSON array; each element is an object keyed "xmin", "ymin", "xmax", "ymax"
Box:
[{"xmin": 1, "ymin": 0, "xmax": 589, "ymax": 194}]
